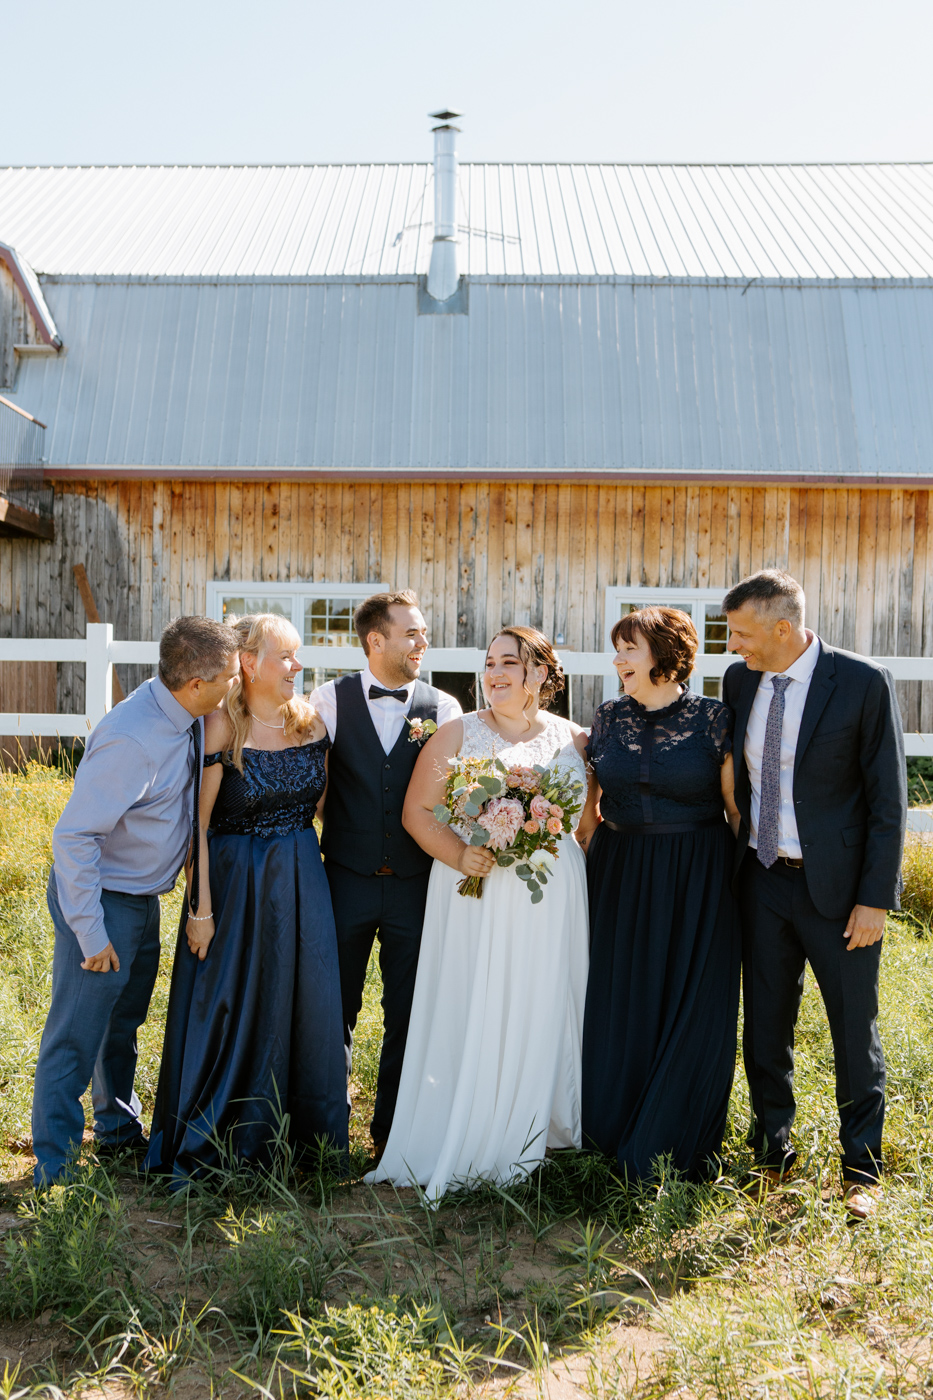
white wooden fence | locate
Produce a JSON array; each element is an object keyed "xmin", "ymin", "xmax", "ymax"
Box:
[{"xmin": 2, "ymin": 624, "xmax": 933, "ymax": 755}]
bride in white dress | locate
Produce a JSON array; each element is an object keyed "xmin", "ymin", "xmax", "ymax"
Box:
[{"xmin": 368, "ymin": 626, "xmax": 599, "ymax": 1199}]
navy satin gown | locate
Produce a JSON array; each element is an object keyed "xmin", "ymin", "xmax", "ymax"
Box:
[
  {"xmin": 146, "ymin": 741, "xmax": 348, "ymax": 1180},
  {"xmin": 581, "ymin": 691, "xmax": 741, "ymax": 1182}
]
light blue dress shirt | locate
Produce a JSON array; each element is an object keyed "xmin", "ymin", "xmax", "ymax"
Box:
[{"xmin": 52, "ymin": 677, "xmax": 202, "ymax": 958}]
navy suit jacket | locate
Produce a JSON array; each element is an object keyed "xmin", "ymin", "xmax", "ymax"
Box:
[{"xmin": 723, "ymin": 639, "xmax": 907, "ymax": 920}]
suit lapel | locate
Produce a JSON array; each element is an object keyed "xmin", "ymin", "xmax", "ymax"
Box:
[
  {"xmin": 731, "ymin": 664, "xmax": 762, "ymax": 788},
  {"xmin": 794, "ymin": 639, "xmax": 836, "ymax": 775}
]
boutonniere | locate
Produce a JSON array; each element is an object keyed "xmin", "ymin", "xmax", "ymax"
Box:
[{"xmin": 406, "ymin": 716, "xmax": 438, "ymax": 744}]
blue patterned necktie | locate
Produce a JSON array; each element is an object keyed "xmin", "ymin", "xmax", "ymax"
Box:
[{"xmin": 757, "ymin": 674, "xmax": 792, "ymax": 869}]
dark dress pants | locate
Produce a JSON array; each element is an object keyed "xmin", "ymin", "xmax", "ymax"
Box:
[
  {"xmin": 325, "ymin": 860, "xmax": 430, "ymax": 1143},
  {"xmin": 32, "ymin": 869, "xmax": 161, "ymax": 1185},
  {"xmin": 739, "ymin": 857, "xmax": 885, "ymax": 1185}
]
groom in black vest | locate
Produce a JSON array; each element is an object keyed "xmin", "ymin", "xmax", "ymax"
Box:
[{"xmin": 309, "ymin": 591, "xmax": 462, "ymax": 1158}]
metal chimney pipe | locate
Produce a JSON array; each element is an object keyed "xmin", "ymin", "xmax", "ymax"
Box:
[{"xmin": 427, "ymin": 111, "xmax": 461, "ymax": 302}]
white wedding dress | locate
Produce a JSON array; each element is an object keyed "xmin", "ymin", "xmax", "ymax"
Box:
[{"xmin": 368, "ymin": 711, "xmax": 590, "ymax": 1199}]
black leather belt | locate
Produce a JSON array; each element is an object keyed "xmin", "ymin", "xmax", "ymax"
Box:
[{"xmin": 601, "ymin": 817, "xmax": 725, "ymax": 836}]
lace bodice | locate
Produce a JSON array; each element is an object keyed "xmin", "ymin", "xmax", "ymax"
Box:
[
  {"xmin": 456, "ymin": 711, "xmax": 587, "ymax": 833},
  {"xmin": 204, "ymin": 740, "xmax": 328, "ymax": 838},
  {"xmin": 587, "ymin": 691, "xmax": 732, "ymax": 828}
]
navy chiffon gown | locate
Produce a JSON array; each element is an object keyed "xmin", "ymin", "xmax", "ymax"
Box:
[
  {"xmin": 581, "ymin": 690, "xmax": 741, "ymax": 1182},
  {"xmin": 146, "ymin": 740, "xmax": 348, "ymax": 1180}
]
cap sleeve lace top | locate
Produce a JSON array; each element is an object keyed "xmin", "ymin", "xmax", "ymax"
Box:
[{"xmin": 586, "ymin": 690, "xmax": 733, "ymax": 828}]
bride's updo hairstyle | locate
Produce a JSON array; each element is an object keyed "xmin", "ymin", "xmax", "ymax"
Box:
[
  {"xmin": 488, "ymin": 626, "xmax": 566, "ymax": 711},
  {"xmin": 224, "ymin": 613, "xmax": 318, "ymax": 772},
  {"xmin": 611, "ymin": 607, "xmax": 697, "ymax": 686}
]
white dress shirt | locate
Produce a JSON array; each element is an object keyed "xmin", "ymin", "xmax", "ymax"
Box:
[
  {"xmin": 744, "ymin": 632, "xmax": 820, "ymax": 859},
  {"xmin": 309, "ymin": 664, "xmax": 463, "ymax": 754}
]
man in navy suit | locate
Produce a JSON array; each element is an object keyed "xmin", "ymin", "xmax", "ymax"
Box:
[{"xmin": 722, "ymin": 570, "xmax": 906, "ymax": 1219}]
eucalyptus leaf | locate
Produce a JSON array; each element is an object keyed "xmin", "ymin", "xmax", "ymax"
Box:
[
  {"xmin": 464, "ymin": 801, "xmax": 482, "ymax": 817},
  {"xmin": 515, "ymin": 863, "xmax": 533, "ymax": 879},
  {"xmin": 470, "ymin": 831, "xmax": 489, "ymax": 846},
  {"xmin": 432, "ymin": 804, "xmax": 452, "ymax": 823},
  {"xmin": 531, "ymin": 888, "xmax": 544, "ymax": 904}
]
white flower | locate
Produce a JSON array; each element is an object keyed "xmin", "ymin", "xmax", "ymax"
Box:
[{"xmin": 527, "ymin": 849, "xmax": 555, "ymax": 876}]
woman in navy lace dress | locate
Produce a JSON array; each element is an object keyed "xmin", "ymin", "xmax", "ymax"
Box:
[
  {"xmin": 582, "ymin": 607, "xmax": 741, "ymax": 1182},
  {"xmin": 146, "ymin": 614, "xmax": 348, "ymax": 1180}
]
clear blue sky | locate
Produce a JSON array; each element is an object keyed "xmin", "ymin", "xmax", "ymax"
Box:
[{"xmin": 5, "ymin": 0, "xmax": 932, "ymax": 166}]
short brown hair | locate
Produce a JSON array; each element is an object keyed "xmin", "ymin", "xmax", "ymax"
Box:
[
  {"xmin": 610, "ymin": 607, "xmax": 697, "ymax": 686},
  {"xmin": 488, "ymin": 626, "xmax": 566, "ymax": 710},
  {"xmin": 722, "ymin": 570, "xmax": 805, "ymax": 628},
  {"xmin": 159, "ymin": 616, "xmax": 239, "ymax": 692},
  {"xmin": 353, "ymin": 590, "xmax": 421, "ymax": 655}
]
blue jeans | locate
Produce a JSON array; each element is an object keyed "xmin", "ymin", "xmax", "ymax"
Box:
[{"xmin": 32, "ymin": 869, "xmax": 161, "ymax": 1185}]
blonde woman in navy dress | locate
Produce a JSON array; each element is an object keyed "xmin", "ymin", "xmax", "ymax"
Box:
[{"xmin": 146, "ymin": 614, "xmax": 347, "ymax": 1179}]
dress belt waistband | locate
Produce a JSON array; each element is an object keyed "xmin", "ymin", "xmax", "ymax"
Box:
[{"xmin": 601, "ymin": 816, "xmax": 725, "ymax": 836}]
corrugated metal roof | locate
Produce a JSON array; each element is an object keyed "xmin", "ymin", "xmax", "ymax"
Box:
[
  {"xmin": 15, "ymin": 277, "xmax": 933, "ymax": 476},
  {"xmin": 3, "ymin": 163, "xmax": 933, "ymax": 279}
]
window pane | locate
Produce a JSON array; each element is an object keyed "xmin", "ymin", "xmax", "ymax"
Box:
[
  {"xmin": 703, "ymin": 677, "xmax": 722, "ymax": 699},
  {"xmin": 221, "ymin": 596, "xmax": 292, "ymax": 621},
  {"xmin": 704, "ymin": 611, "xmax": 728, "ymax": 654},
  {"xmin": 302, "ymin": 595, "xmax": 364, "ymax": 689},
  {"xmin": 617, "ymin": 600, "xmax": 695, "ymax": 620}
]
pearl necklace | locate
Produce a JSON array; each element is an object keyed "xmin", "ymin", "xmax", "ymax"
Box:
[{"xmin": 250, "ymin": 713, "xmax": 287, "ymax": 731}]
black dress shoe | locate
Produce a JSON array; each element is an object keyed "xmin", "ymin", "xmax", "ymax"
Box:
[{"xmin": 93, "ymin": 1137, "xmax": 150, "ymax": 1165}]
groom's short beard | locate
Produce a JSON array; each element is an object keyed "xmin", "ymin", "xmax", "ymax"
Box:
[{"xmin": 377, "ymin": 647, "xmax": 423, "ymax": 687}]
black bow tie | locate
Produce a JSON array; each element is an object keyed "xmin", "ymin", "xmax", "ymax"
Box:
[{"xmin": 369, "ymin": 685, "xmax": 409, "ymax": 702}]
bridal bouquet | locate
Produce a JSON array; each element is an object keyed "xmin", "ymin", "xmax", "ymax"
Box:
[{"xmin": 433, "ymin": 752, "xmax": 586, "ymax": 902}]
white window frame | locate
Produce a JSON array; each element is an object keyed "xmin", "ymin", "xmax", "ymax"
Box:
[
  {"xmin": 603, "ymin": 586, "xmax": 729, "ymax": 702},
  {"xmin": 206, "ymin": 581, "xmax": 378, "ymax": 693}
]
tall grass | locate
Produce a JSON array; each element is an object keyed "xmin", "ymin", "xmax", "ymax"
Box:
[{"xmin": 3, "ymin": 762, "xmax": 933, "ymax": 1397}]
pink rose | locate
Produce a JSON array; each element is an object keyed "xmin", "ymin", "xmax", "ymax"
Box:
[
  {"xmin": 476, "ymin": 797, "xmax": 525, "ymax": 851},
  {"xmin": 549, "ymin": 804, "xmax": 564, "ymax": 818},
  {"xmin": 530, "ymin": 795, "xmax": 551, "ymax": 821},
  {"xmin": 523, "ymin": 818, "xmax": 542, "ymax": 834},
  {"xmin": 546, "ymin": 816, "xmax": 563, "ymax": 835},
  {"xmin": 521, "ymin": 771, "xmax": 539, "ymax": 792}
]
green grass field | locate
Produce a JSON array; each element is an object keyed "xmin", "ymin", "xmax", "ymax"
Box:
[{"xmin": 2, "ymin": 762, "xmax": 933, "ymax": 1398}]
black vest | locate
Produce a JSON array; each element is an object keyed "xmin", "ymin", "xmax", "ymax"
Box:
[{"xmin": 321, "ymin": 673, "xmax": 441, "ymax": 878}]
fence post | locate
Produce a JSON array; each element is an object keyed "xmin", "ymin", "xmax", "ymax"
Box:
[{"xmin": 85, "ymin": 623, "xmax": 114, "ymax": 731}]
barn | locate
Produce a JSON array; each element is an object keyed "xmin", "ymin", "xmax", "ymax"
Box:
[{"xmin": 3, "ymin": 122, "xmax": 933, "ymax": 734}]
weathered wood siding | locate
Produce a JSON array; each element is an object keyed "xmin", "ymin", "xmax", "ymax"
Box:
[
  {"xmin": 0, "ymin": 259, "xmax": 45, "ymax": 390},
  {"xmin": 2, "ymin": 480, "xmax": 932, "ymax": 727}
]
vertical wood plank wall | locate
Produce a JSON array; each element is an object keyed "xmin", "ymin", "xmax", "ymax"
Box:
[{"xmin": 2, "ymin": 480, "xmax": 932, "ymax": 728}]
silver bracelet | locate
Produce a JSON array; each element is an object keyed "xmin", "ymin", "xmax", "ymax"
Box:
[{"xmin": 187, "ymin": 912, "xmax": 213, "ymax": 922}]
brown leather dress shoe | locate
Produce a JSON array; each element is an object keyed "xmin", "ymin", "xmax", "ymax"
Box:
[
  {"xmin": 370, "ymin": 1137, "xmax": 388, "ymax": 1167},
  {"xmin": 843, "ymin": 1183, "xmax": 880, "ymax": 1220}
]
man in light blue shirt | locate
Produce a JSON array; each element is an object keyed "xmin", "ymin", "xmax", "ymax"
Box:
[{"xmin": 33, "ymin": 616, "xmax": 240, "ymax": 1185}]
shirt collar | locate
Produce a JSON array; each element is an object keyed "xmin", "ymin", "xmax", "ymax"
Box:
[
  {"xmin": 765, "ymin": 631, "xmax": 820, "ymax": 687},
  {"xmin": 361, "ymin": 664, "xmax": 415, "ymax": 698},
  {"xmin": 151, "ymin": 675, "xmax": 199, "ymax": 733}
]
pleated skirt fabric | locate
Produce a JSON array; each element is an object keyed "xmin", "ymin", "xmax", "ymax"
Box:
[
  {"xmin": 146, "ymin": 826, "xmax": 348, "ymax": 1181},
  {"xmin": 581, "ymin": 821, "xmax": 740, "ymax": 1182}
]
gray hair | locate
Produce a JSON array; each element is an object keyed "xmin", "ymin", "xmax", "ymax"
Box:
[
  {"xmin": 159, "ymin": 616, "xmax": 239, "ymax": 692},
  {"xmin": 722, "ymin": 570, "xmax": 805, "ymax": 629}
]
